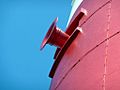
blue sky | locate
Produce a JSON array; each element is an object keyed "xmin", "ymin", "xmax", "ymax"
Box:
[{"xmin": 0, "ymin": 0, "xmax": 71, "ymax": 90}]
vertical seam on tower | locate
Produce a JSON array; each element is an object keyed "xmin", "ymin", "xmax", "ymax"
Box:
[
  {"xmin": 102, "ymin": 1, "xmax": 112, "ymax": 90},
  {"xmin": 54, "ymin": 1, "xmax": 112, "ymax": 90}
]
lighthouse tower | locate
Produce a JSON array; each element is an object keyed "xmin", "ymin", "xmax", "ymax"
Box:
[{"xmin": 41, "ymin": 0, "xmax": 120, "ymax": 90}]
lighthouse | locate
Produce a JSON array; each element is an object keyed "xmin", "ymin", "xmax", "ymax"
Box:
[{"xmin": 41, "ymin": 0, "xmax": 120, "ymax": 90}]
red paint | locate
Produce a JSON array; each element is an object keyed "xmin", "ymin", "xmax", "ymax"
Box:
[
  {"xmin": 41, "ymin": 0, "xmax": 120, "ymax": 90},
  {"xmin": 40, "ymin": 18, "xmax": 69, "ymax": 50}
]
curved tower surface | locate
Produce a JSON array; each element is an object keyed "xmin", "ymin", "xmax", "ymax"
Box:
[{"xmin": 41, "ymin": 0, "xmax": 120, "ymax": 90}]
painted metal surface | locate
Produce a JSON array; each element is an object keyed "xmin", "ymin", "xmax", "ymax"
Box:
[
  {"xmin": 53, "ymin": 8, "xmax": 87, "ymax": 59},
  {"xmin": 49, "ymin": 28, "xmax": 81, "ymax": 78},
  {"xmin": 48, "ymin": 0, "xmax": 120, "ymax": 90},
  {"xmin": 40, "ymin": 18, "xmax": 69, "ymax": 50}
]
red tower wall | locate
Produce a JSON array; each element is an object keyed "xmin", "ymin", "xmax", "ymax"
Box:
[{"xmin": 50, "ymin": 0, "xmax": 120, "ymax": 90}]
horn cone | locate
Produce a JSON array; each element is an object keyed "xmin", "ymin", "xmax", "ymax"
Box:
[{"xmin": 40, "ymin": 17, "xmax": 70, "ymax": 50}]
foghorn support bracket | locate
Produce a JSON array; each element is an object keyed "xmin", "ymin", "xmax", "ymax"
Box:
[
  {"xmin": 66, "ymin": 8, "xmax": 87, "ymax": 35},
  {"xmin": 54, "ymin": 8, "xmax": 87, "ymax": 59},
  {"xmin": 49, "ymin": 27, "xmax": 82, "ymax": 78},
  {"xmin": 40, "ymin": 8, "xmax": 87, "ymax": 78}
]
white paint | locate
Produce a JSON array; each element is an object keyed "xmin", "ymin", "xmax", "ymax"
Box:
[
  {"xmin": 67, "ymin": 0, "xmax": 83, "ymax": 26},
  {"xmin": 76, "ymin": 27, "xmax": 83, "ymax": 33}
]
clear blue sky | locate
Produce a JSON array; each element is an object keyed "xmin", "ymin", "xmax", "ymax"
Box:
[{"xmin": 0, "ymin": 0, "xmax": 71, "ymax": 90}]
